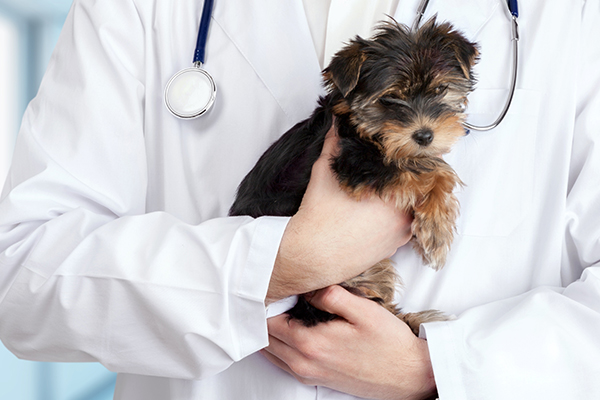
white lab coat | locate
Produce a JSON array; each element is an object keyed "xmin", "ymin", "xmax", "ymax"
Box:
[{"xmin": 0, "ymin": 0, "xmax": 599, "ymax": 399}]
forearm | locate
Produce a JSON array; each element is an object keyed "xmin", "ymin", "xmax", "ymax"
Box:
[{"xmin": 0, "ymin": 203, "xmax": 288, "ymax": 378}]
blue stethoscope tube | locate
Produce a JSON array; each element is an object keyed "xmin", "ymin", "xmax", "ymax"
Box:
[
  {"xmin": 194, "ymin": 0, "xmax": 214, "ymax": 65},
  {"xmin": 508, "ymin": 0, "xmax": 519, "ymax": 17},
  {"xmin": 165, "ymin": 0, "xmax": 217, "ymax": 119}
]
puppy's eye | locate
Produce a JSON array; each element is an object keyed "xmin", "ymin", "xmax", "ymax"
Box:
[
  {"xmin": 379, "ymin": 97, "xmax": 409, "ymax": 108},
  {"xmin": 434, "ymin": 85, "xmax": 448, "ymax": 95}
]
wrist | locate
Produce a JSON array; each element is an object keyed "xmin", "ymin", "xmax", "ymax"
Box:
[
  {"xmin": 410, "ymin": 338, "xmax": 438, "ymax": 400},
  {"xmin": 266, "ymin": 212, "xmax": 323, "ymax": 303}
]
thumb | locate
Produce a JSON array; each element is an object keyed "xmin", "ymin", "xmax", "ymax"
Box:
[
  {"xmin": 319, "ymin": 118, "xmax": 340, "ymax": 160},
  {"xmin": 308, "ymin": 285, "xmax": 373, "ymax": 324}
]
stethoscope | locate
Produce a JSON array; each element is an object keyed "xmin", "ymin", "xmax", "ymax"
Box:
[
  {"xmin": 165, "ymin": 0, "xmax": 217, "ymax": 119},
  {"xmin": 166, "ymin": 0, "xmax": 520, "ymax": 131}
]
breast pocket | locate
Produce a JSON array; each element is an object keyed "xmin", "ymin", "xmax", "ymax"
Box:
[{"xmin": 445, "ymin": 89, "xmax": 541, "ymax": 237}]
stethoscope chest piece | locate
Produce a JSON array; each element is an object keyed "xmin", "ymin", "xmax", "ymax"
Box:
[
  {"xmin": 165, "ymin": 64, "xmax": 217, "ymax": 119},
  {"xmin": 165, "ymin": 0, "xmax": 216, "ymax": 119}
]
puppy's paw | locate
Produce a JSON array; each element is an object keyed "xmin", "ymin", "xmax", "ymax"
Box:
[
  {"xmin": 341, "ymin": 259, "xmax": 401, "ymax": 315},
  {"xmin": 397, "ymin": 309, "xmax": 454, "ymax": 336},
  {"xmin": 411, "ymin": 217, "xmax": 450, "ymax": 270}
]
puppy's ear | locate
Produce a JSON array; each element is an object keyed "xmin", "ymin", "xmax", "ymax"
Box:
[
  {"xmin": 323, "ymin": 39, "xmax": 367, "ymax": 97},
  {"xmin": 420, "ymin": 18, "xmax": 479, "ymax": 81},
  {"xmin": 450, "ymin": 32, "xmax": 479, "ymax": 81}
]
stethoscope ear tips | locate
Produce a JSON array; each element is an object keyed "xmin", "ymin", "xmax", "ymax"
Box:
[{"xmin": 464, "ymin": 128, "xmax": 471, "ymax": 135}]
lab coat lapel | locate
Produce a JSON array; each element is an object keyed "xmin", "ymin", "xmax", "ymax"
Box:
[
  {"xmin": 393, "ymin": 0, "xmax": 503, "ymax": 41},
  {"xmin": 213, "ymin": 0, "xmax": 324, "ymax": 123}
]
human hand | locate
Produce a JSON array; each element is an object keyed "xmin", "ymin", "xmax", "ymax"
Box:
[
  {"xmin": 262, "ymin": 285, "xmax": 437, "ymax": 400},
  {"xmin": 267, "ymin": 124, "xmax": 413, "ymax": 302}
]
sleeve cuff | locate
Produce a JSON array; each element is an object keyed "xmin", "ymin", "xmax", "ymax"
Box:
[
  {"xmin": 230, "ymin": 216, "xmax": 291, "ymax": 360},
  {"xmin": 420, "ymin": 320, "xmax": 468, "ymax": 399}
]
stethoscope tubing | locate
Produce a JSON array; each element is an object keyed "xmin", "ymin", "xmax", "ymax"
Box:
[
  {"xmin": 194, "ymin": 0, "xmax": 214, "ymax": 66},
  {"xmin": 464, "ymin": 15, "xmax": 519, "ymax": 132}
]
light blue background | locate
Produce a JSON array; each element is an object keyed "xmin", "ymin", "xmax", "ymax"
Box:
[{"xmin": 0, "ymin": 0, "xmax": 117, "ymax": 398}]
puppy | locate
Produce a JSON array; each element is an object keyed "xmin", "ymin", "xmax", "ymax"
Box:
[{"xmin": 230, "ymin": 18, "xmax": 478, "ymax": 334}]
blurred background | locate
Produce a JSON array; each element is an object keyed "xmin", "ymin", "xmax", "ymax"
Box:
[{"xmin": 0, "ymin": 0, "xmax": 117, "ymax": 398}]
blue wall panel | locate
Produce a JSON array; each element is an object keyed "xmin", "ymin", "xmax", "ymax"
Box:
[{"xmin": 0, "ymin": 1, "xmax": 117, "ymax": 398}]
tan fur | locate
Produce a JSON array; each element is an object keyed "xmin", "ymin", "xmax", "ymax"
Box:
[
  {"xmin": 339, "ymin": 260, "xmax": 455, "ymax": 334},
  {"xmin": 319, "ymin": 19, "xmax": 479, "ymax": 333}
]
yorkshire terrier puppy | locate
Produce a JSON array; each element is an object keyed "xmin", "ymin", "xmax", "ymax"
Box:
[{"xmin": 230, "ymin": 18, "xmax": 478, "ymax": 334}]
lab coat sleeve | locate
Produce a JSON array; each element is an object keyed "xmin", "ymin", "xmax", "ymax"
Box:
[
  {"xmin": 0, "ymin": 0, "xmax": 288, "ymax": 380},
  {"xmin": 421, "ymin": 3, "xmax": 600, "ymax": 399}
]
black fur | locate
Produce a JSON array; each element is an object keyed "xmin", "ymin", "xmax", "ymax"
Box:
[
  {"xmin": 229, "ymin": 95, "xmax": 394, "ymax": 326},
  {"xmin": 229, "ymin": 97, "xmax": 333, "ymax": 219}
]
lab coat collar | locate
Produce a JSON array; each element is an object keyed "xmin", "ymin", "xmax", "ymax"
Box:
[{"xmin": 212, "ymin": 0, "xmax": 324, "ymax": 124}]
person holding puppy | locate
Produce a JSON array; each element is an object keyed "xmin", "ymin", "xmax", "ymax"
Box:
[{"xmin": 0, "ymin": 1, "xmax": 599, "ymax": 399}]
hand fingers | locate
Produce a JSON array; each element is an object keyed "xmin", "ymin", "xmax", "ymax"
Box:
[
  {"xmin": 260, "ymin": 348, "xmax": 297, "ymax": 377},
  {"xmin": 262, "ymin": 334, "xmax": 300, "ymax": 371},
  {"xmin": 267, "ymin": 313, "xmax": 306, "ymax": 346},
  {"xmin": 263, "ymin": 328, "xmax": 320, "ymax": 385},
  {"xmin": 267, "ymin": 313, "xmax": 331, "ymax": 364},
  {"xmin": 308, "ymin": 285, "xmax": 378, "ymax": 326},
  {"xmin": 305, "ymin": 122, "xmax": 343, "ymax": 200},
  {"xmin": 318, "ymin": 119, "xmax": 340, "ymax": 163}
]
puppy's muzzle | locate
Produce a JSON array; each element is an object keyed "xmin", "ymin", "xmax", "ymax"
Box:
[{"xmin": 412, "ymin": 128, "xmax": 434, "ymax": 146}]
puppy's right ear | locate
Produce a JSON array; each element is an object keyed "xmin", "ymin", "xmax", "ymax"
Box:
[{"xmin": 323, "ymin": 39, "xmax": 367, "ymax": 97}]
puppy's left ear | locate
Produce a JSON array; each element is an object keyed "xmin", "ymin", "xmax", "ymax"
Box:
[
  {"xmin": 450, "ymin": 31, "xmax": 479, "ymax": 81},
  {"xmin": 323, "ymin": 39, "xmax": 367, "ymax": 97}
]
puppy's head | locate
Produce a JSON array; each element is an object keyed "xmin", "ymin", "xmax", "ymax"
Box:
[{"xmin": 324, "ymin": 18, "xmax": 479, "ymax": 162}]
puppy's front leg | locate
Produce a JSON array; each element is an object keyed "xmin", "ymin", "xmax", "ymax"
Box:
[{"xmin": 410, "ymin": 162, "xmax": 461, "ymax": 270}]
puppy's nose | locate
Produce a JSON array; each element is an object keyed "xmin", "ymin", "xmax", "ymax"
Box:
[{"xmin": 412, "ymin": 128, "xmax": 434, "ymax": 146}]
